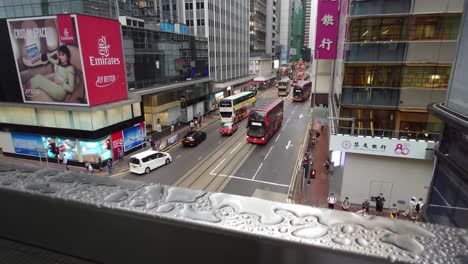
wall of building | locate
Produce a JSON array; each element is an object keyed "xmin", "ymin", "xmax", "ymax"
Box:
[{"xmin": 340, "ymin": 153, "xmax": 434, "ymax": 210}]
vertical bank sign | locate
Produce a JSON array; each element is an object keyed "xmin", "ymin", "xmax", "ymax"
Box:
[
  {"xmin": 77, "ymin": 15, "xmax": 127, "ymax": 106},
  {"xmin": 6, "ymin": 14, "xmax": 127, "ymax": 106},
  {"xmin": 315, "ymin": 0, "xmax": 340, "ymax": 59}
]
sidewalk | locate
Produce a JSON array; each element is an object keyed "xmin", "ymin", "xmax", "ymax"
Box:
[{"xmin": 0, "ymin": 110, "xmax": 221, "ymax": 177}]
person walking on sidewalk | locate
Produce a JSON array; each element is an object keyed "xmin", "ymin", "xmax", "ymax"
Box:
[
  {"xmin": 62, "ymin": 154, "xmax": 69, "ymax": 170},
  {"xmin": 390, "ymin": 204, "xmax": 399, "ymax": 219},
  {"xmin": 341, "ymin": 197, "xmax": 350, "ymax": 211},
  {"xmin": 107, "ymin": 159, "xmax": 113, "ymax": 175},
  {"xmin": 171, "ymin": 124, "xmax": 175, "ymax": 134},
  {"xmin": 374, "ymin": 193, "xmax": 386, "ymax": 216},
  {"xmin": 327, "ymin": 193, "xmax": 337, "ymax": 209},
  {"xmin": 85, "ymin": 162, "xmax": 93, "ymax": 174}
]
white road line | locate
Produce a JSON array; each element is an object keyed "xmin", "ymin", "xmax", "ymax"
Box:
[
  {"xmin": 218, "ymin": 140, "xmax": 222, "ymax": 144},
  {"xmin": 198, "ymin": 156, "xmax": 202, "ymax": 160},
  {"xmin": 286, "ymin": 116, "xmax": 291, "ymax": 123},
  {"xmin": 176, "ymin": 155, "xmax": 181, "ymax": 159},
  {"xmin": 275, "ymin": 133, "xmax": 281, "ymax": 142},
  {"xmin": 295, "ymin": 105, "xmax": 298, "ymax": 109},
  {"xmin": 252, "ymin": 162, "xmax": 263, "ymax": 180},
  {"xmin": 291, "ymin": 110, "xmax": 295, "ymax": 115},
  {"xmin": 230, "ymin": 142, "xmax": 242, "ymax": 154},
  {"xmin": 210, "ymin": 159, "xmax": 225, "ymax": 175},
  {"xmin": 222, "ymin": 175, "xmax": 289, "ymax": 188},
  {"xmin": 264, "ymin": 146, "xmax": 274, "ymax": 160},
  {"xmin": 282, "ymin": 125, "xmax": 287, "ymax": 131}
]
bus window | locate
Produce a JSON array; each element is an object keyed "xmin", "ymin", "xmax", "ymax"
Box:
[
  {"xmin": 220, "ymin": 111, "xmax": 232, "ymax": 118},
  {"xmin": 247, "ymin": 125, "xmax": 265, "ymax": 138},
  {"xmin": 219, "ymin": 100, "xmax": 232, "ymax": 107}
]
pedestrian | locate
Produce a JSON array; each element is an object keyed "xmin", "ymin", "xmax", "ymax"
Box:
[
  {"xmin": 356, "ymin": 198, "xmax": 370, "ymax": 216},
  {"xmin": 85, "ymin": 162, "xmax": 93, "ymax": 174},
  {"xmin": 374, "ymin": 193, "xmax": 386, "ymax": 216},
  {"xmin": 341, "ymin": 197, "xmax": 350, "ymax": 211},
  {"xmin": 390, "ymin": 204, "xmax": 399, "ymax": 219},
  {"xmin": 107, "ymin": 159, "xmax": 113, "ymax": 175},
  {"xmin": 403, "ymin": 197, "xmax": 417, "ymax": 218},
  {"xmin": 118, "ymin": 147, "xmax": 124, "ymax": 161},
  {"xmin": 323, "ymin": 159, "xmax": 330, "ymax": 173},
  {"xmin": 171, "ymin": 124, "xmax": 175, "ymax": 134},
  {"xmin": 414, "ymin": 198, "xmax": 424, "ymax": 221},
  {"xmin": 194, "ymin": 119, "xmax": 198, "ymax": 129},
  {"xmin": 327, "ymin": 193, "xmax": 336, "ymax": 209},
  {"xmin": 62, "ymin": 153, "xmax": 68, "ymax": 170},
  {"xmin": 321, "ymin": 124, "xmax": 324, "ymax": 132},
  {"xmin": 315, "ymin": 131, "xmax": 321, "ymax": 139},
  {"xmin": 97, "ymin": 157, "xmax": 102, "ymax": 171},
  {"xmin": 189, "ymin": 121, "xmax": 194, "ymax": 131}
]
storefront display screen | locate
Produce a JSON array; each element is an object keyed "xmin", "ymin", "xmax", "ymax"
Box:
[
  {"xmin": 79, "ymin": 137, "xmax": 112, "ymax": 163},
  {"xmin": 57, "ymin": 138, "xmax": 78, "ymax": 161}
]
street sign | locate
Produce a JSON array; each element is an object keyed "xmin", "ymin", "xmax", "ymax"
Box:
[{"xmin": 36, "ymin": 148, "xmax": 47, "ymax": 153}]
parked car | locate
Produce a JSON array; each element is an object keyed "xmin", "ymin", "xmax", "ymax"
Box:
[
  {"xmin": 182, "ymin": 130, "xmax": 207, "ymax": 147},
  {"xmin": 129, "ymin": 150, "xmax": 172, "ymax": 175},
  {"xmin": 219, "ymin": 122, "xmax": 238, "ymax": 136}
]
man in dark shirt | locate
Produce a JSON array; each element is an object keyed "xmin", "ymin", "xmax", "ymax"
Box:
[{"xmin": 375, "ymin": 193, "xmax": 386, "ymax": 216}]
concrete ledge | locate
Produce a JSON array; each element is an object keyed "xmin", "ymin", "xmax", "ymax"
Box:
[{"xmin": 0, "ymin": 162, "xmax": 466, "ymax": 264}]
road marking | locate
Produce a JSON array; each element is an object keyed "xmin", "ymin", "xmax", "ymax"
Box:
[
  {"xmin": 285, "ymin": 140, "xmax": 294, "ymax": 150},
  {"xmin": 176, "ymin": 155, "xmax": 181, "ymax": 159},
  {"xmin": 286, "ymin": 116, "xmax": 291, "ymax": 123},
  {"xmin": 282, "ymin": 125, "xmax": 287, "ymax": 131},
  {"xmin": 230, "ymin": 142, "xmax": 242, "ymax": 154},
  {"xmin": 219, "ymin": 174, "xmax": 288, "ymax": 188},
  {"xmin": 299, "ymin": 113, "xmax": 303, "ymax": 119},
  {"xmin": 218, "ymin": 140, "xmax": 222, "ymax": 144},
  {"xmin": 252, "ymin": 162, "xmax": 263, "ymax": 180},
  {"xmin": 275, "ymin": 133, "xmax": 281, "ymax": 142},
  {"xmin": 198, "ymin": 156, "xmax": 202, "ymax": 160},
  {"xmin": 210, "ymin": 159, "xmax": 225, "ymax": 175},
  {"xmin": 295, "ymin": 105, "xmax": 298, "ymax": 109},
  {"xmin": 264, "ymin": 146, "xmax": 274, "ymax": 160},
  {"xmin": 291, "ymin": 110, "xmax": 295, "ymax": 115}
]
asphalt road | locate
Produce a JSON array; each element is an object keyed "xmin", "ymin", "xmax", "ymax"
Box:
[{"xmin": 121, "ymin": 88, "xmax": 311, "ymax": 202}]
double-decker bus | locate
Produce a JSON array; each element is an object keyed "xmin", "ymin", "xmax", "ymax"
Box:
[
  {"xmin": 292, "ymin": 80, "xmax": 312, "ymax": 102},
  {"xmin": 219, "ymin": 91, "xmax": 256, "ymax": 124},
  {"xmin": 246, "ymin": 98, "xmax": 284, "ymax": 145},
  {"xmin": 277, "ymin": 78, "xmax": 291, "ymax": 97}
]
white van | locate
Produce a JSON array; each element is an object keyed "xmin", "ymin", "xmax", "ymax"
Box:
[{"xmin": 129, "ymin": 150, "xmax": 172, "ymax": 175}]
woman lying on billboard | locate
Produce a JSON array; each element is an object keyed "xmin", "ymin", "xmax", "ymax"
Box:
[{"xmin": 25, "ymin": 45, "xmax": 75, "ymax": 102}]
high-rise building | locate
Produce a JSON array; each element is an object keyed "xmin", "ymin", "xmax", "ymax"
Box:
[
  {"xmin": 426, "ymin": 0, "xmax": 468, "ymax": 228},
  {"xmin": 250, "ymin": 0, "xmax": 267, "ymax": 55},
  {"xmin": 182, "ymin": 0, "xmax": 251, "ymax": 95},
  {"xmin": 325, "ymin": 0, "xmax": 465, "ymax": 211},
  {"xmin": 303, "ymin": 0, "xmax": 312, "ymax": 47},
  {"xmin": 279, "ymin": 0, "xmax": 292, "ymax": 64}
]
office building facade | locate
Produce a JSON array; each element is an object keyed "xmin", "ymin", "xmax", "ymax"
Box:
[{"xmin": 327, "ymin": 0, "xmax": 465, "ymax": 211}]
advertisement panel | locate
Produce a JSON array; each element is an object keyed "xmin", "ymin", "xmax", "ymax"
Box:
[
  {"xmin": 315, "ymin": 0, "xmax": 340, "ymax": 59},
  {"xmin": 57, "ymin": 137, "xmax": 78, "ymax": 161},
  {"xmin": 11, "ymin": 133, "xmax": 43, "ymax": 156},
  {"xmin": 76, "ymin": 15, "xmax": 127, "ymax": 106},
  {"xmin": 79, "ymin": 137, "xmax": 112, "ymax": 163},
  {"xmin": 7, "ymin": 15, "xmax": 88, "ymax": 105},
  {"xmin": 111, "ymin": 131, "xmax": 124, "ymax": 160},
  {"xmin": 123, "ymin": 122, "xmax": 146, "ymax": 152}
]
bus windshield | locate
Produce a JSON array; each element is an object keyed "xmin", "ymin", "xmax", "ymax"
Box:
[
  {"xmin": 293, "ymin": 86, "xmax": 302, "ymax": 97},
  {"xmin": 220, "ymin": 111, "xmax": 232, "ymax": 118},
  {"xmin": 249, "ymin": 111, "xmax": 265, "ymax": 122},
  {"xmin": 219, "ymin": 100, "xmax": 232, "ymax": 107},
  {"xmin": 247, "ymin": 125, "xmax": 265, "ymax": 138}
]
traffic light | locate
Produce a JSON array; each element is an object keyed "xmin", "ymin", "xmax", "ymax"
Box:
[
  {"xmin": 105, "ymin": 139, "xmax": 111, "ymax": 150},
  {"xmin": 49, "ymin": 142, "xmax": 59, "ymax": 155}
]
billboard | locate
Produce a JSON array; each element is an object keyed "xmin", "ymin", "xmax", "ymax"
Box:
[
  {"xmin": 315, "ymin": 0, "xmax": 340, "ymax": 59},
  {"xmin": 7, "ymin": 14, "xmax": 127, "ymax": 106},
  {"xmin": 79, "ymin": 137, "xmax": 113, "ymax": 163},
  {"xmin": 11, "ymin": 133, "xmax": 44, "ymax": 156},
  {"xmin": 122, "ymin": 122, "xmax": 146, "ymax": 152},
  {"xmin": 111, "ymin": 131, "xmax": 124, "ymax": 160}
]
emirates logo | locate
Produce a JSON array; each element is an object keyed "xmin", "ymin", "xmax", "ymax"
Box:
[
  {"xmin": 64, "ymin": 28, "xmax": 69, "ymax": 37},
  {"xmin": 98, "ymin": 36, "xmax": 110, "ymax": 57}
]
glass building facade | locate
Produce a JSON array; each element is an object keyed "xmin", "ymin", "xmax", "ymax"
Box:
[
  {"xmin": 335, "ymin": 0, "xmax": 464, "ymax": 141},
  {"xmin": 122, "ymin": 26, "xmax": 209, "ymax": 90}
]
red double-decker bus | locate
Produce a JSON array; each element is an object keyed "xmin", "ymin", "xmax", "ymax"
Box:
[
  {"xmin": 292, "ymin": 80, "xmax": 312, "ymax": 102},
  {"xmin": 246, "ymin": 98, "xmax": 284, "ymax": 144}
]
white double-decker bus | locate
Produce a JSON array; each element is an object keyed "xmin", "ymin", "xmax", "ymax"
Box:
[{"xmin": 219, "ymin": 91, "xmax": 256, "ymax": 124}]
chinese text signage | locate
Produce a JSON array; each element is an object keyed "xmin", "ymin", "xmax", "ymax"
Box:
[
  {"xmin": 329, "ymin": 134, "xmax": 436, "ymax": 160},
  {"xmin": 315, "ymin": 0, "xmax": 340, "ymax": 59}
]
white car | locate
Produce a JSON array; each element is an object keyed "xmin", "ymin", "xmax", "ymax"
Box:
[{"xmin": 129, "ymin": 150, "xmax": 172, "ymax": 175}]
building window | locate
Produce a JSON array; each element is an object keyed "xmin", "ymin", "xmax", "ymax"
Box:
[
  {"xmin": 409, "ymin": 15, "xmax": 461, "ymax": 41},
  {"xmin": 197, "ymin": 19, "xmax": 205, "ymax": 26},
  {"xmin": 185, "ymin": 2, "xmax": 193, "ymax": 10},
  {"xmin": 343, "ymin": 65, "xmax": 402, "ymax": 87},
  {"xmin": 338, "ymin": 107, "xmax": 396, "ymax": 137},
  {"xmin": 401, "ymin": 66, "xmax": 451, "ymax": 89},
  {"xmin": 348, "ymin": 17, "xmax": 407, "ymax": 42}
]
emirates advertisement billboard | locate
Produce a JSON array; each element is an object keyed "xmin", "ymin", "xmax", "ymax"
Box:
[{"xmin": 6, "ymin": 14, "xmax": 127, "ymax": 106}]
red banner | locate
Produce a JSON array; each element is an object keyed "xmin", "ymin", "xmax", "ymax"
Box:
[
  {"xmin": 57, "ymin": 14, "xmax": 75, "ymax": 44},
  {"xmin": 77, "ymin": 15, "xmax": 127, "ymax": 106},
  {"xmin": 111, "ymin": 131, "xmax": 124, "ymax": 160}
]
